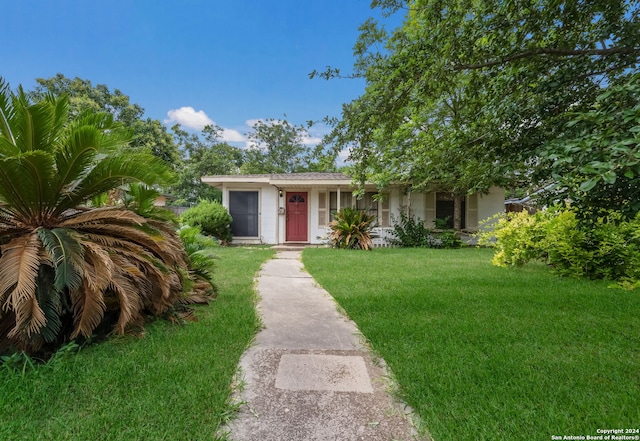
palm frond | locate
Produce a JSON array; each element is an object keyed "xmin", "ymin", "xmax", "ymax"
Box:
[
  {"xmin": 37, "ymin": 228, "xmax": 84, "ymax": 292},
  {"xmin": 0, "ymin": 153, "xmax": 56, "ymax": 221},
  {"xmin": 328, "ymin": 207, "xmax": 375, "ymax": 250},
  {"xmin": 61, "ymin": 206, "xmax": 145, "ymax": 227},
  {"xmin": 58, "ymin": 153, "xmax": 173, "ymax": 211},
  {"xmin": 13, "ymin": 89, "xmax": 62, "ymax": 154},
  {"xmin": 107, "ymin": 272, "xmax": 143, "ymax": 334},
  {"xmin": 80, "ymin": 240, "xmax": 114, "ymax": 295},
  {"xmin": 0, "ymin": 232, "xmax": 47, "ymax": 337},
  {"xmin": 0, "ymin": 77, "xmax": 17, "ymax": 149},
  {"xmin": 54, "ymin": 125, "xmax": 103, "ymax": 195},
  {"xmin": 69, "ymin": 277, "xmax": 106, "ymax": 339},
  {"xmin": 34, "ymin": 265, "xmax": 64, "ymax": 343}
]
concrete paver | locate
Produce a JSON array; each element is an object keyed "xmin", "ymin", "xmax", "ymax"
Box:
[{"xmin": 223, "ymin": 250, "xmax": 424, "ymax": 441}]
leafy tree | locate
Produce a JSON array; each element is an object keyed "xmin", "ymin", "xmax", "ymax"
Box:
[
  {"xmin": 170, "ymin": 124, "xmax": 243, "ymax": 205},
  {"xmin": 316, "ymin": 0, "xmax": 640, "ymax": 224},
  {"xmin": 542, "ymin": 72, "xmax": 640, "ymax": 219},
  {"xmin": 0, "ymin": 79, "xmax": 208, "ymax": 355},
  {"xmin": 29, "ymin": 74, "xmax": 180, "ymax": 168},
  {"xmin": 241, "ymin": 118, "xmax": 337, "ymax": 174}
]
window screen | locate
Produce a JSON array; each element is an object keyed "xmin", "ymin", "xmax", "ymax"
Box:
[{"xmin": 229, "ymin": 191, "xmax": 259, "ymax": 237}]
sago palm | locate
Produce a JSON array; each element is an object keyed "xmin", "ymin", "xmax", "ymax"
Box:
[
  {"xmin": 328, "ymin": 207, "xmax": 375, "ymax": 250},
  {"xmin": 0, "ymin": 79, "xmax": 204, "ymax": 354}
]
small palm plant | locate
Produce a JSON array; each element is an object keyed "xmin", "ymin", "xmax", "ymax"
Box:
[
  {"xmin": 0, "ymin": 79, "xmax": 207, "ymax": 354},
  {"xmin": 328, "ymin": 207, "xmax": 376, "ymax": 250}
]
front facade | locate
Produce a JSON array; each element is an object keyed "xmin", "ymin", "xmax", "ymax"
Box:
[{"xmin": 201, "ymin": 172, "xmax": 504, "ymax": 246}]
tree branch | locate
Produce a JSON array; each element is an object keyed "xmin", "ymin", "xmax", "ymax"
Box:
[{"xmin": 453, "ymin": 46, "xmax": 640, "ymax": 70}]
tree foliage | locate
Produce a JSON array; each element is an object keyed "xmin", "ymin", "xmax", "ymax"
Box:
[
  {"xmin": 241, "ymin": 118, "xmax": 337, "ymax": 174},
  {"xmin": 318, "ymin": 0, "xmax": 640, "ymax": 221},
  {"xmin": 169, "ymin": 125, "xmax": 243, "ymax": 205},
  {"xmin": 30, "ymin": 73, "xmax": 181, "ymax": 168}
]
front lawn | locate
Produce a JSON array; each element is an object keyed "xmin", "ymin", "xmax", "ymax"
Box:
[
  {"xmin": 0, "ymin": 246, "xmax": 274, "ymax": 441},
  {"xmin": 302, "ymin": 247, "xmax": 640, "ymax": 441}
]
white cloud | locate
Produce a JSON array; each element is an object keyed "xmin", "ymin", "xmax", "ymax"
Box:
[
  {"xmin": 219, "ymin": 128, "xmax": 246, "ymax": 143},
  {"xmin": 338, "ymin": 147, "xmax": 352, "ymax": 165},
  {"xmin": 245, "ymin": 118, "xmax": 265, "ymax": 128},
  {"xmin": 301, "ymin": 134, "xmax": 323, "ymax": 145},
  {"xmin": 165, "ymin": 106, "xmax": 215, "ymax": 130}
]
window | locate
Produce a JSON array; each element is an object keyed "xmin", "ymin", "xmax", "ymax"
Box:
[
  {"xmin": 355, "ymin": 192, "xmax": 378, "ymax": 222},
  {"xmin": 324, "ymin": 191, "xmax": 389, "ymax": 227},
  {"xmin": 329, "ymin": 191, "xmax": 352, "ymax": 219},
  {"xmin": 318, "ymin": 192, "xmax": 327, "ymax": 226},
  {"xmin": 229, "ymin": 191, "xmax": 259, "ymax": 237},
  {"xmin": 435, "ymin": 193, "xmax": 466, "ymax": 229}
]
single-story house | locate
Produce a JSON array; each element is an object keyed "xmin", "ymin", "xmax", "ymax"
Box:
[{"xmin": 201, "ymin": 172, "xmax": 504, "ymax": 246}]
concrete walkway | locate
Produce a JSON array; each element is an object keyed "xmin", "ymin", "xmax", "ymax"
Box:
[{"xmin": 223, "ymin": 250, "xmax": 424, "ymax": 441}]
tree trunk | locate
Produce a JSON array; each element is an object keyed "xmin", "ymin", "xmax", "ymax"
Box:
[{"xmin": 453, "ymin": 194, "xmax": 463, "ymax": 231}]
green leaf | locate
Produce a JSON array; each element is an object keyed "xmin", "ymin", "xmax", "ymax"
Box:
[
  {"xmin": 37, "ymin": 228, "xmax": 84, "ymax": 293},
  {"xmin": 602, "ymin": 170, "xmax": 617, "ymax": 185},
  {"xmin": 579, "ymin": 177, "xmax": 599, "ymax": 192}
]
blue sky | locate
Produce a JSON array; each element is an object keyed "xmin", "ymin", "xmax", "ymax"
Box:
[{"xmin": 2, "ymin": 0, "xmax": 398, "ymax": 146}]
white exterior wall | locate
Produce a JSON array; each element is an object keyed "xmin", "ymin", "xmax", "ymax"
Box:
[
  {"xmin": 308, "ymin": 188, "xmax": 326, "ymax": 245},
  {"xmin": 261, "ymin": 186, "xmax": 278, "ymax": 244},
  {"xmin": 478, "ymin": 186, "xmax": 505, "ymax": 230},
  {"xmin": 220, "ymin": 182, "xmax": 505, "ymax": 245}
]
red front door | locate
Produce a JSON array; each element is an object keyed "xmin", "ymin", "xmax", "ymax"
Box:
[{"xmin": 286, "ymin": 192, "xmax": 308, "ymax": 242}]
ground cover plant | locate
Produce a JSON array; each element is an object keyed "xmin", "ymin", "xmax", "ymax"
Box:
[
  {"xmin": 302, "ymin": 247, "xmax": 640, "ymax": 441},
  {"xmin": 0, "ymin": 246, "xmax": 274, "ymax": 441}
]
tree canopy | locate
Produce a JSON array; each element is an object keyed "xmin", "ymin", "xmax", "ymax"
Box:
[
  {"xmin": 30, "ymin": 74, "xmax": 181, "ymax": 168},
  {"xmin": 241, "ymin": 118, "xmax": 337, "ymax": 174},
  {"xmin": 318, "ymin": 0, "xmax": 640, "ymax": 221},
  {"xmin": 169, "ymin": 124, "xmax": 243, "ymax": 205}
]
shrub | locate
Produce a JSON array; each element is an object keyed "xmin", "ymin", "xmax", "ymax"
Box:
[
  {"xmin": 390, "ymin": 212, "xmax": 462, "ymax": 248},
  {"xmin": 481, "ymin": 207, "xmax": 640, "ymax": 287},
  {"xmin": 181, "ymin": 200, "xmax": 233, "ymax": 244},
  {"xmin": 436, "ymin": 230, "xmax": 463, "ymax": 249},
  {"xmin": 328, "ymin": 207, "xmax": 375, "ymax": 250},
  {"xmin": 389, "ymin": 212, "xmax": 435, "ymax": 247}
]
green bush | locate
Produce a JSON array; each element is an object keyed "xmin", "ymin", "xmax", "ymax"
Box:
[
  {"xmin": 390, "ymin": 212, "xmax": 462, "ymax": 248},
  {"xmin": 181, "ymin": 200, "xmax": 232, "ymax": 244},
  {"xmin": 389, "ymin": 212, "xmax": 435, "ymax": 247},
  {"xmin": 329, "ymin": 207, "xmax": 375, "ymax": 250},
  {"xmin": 481, "ymin": 207, "xmax": 640, "ymax": 287}
]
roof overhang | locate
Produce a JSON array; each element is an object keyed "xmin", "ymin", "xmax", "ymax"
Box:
[{"xmin": 201, "ymin": 173, "xmax": 354, "ymax": 188}]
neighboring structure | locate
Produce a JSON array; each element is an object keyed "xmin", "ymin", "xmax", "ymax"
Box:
[{"xmin": 201, "ymin": 172, "xmax": 504, "ymax": 246}]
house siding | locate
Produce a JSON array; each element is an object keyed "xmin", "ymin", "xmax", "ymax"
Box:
[
  {"xmin": 261, "ymin": 186, "xmax": 278, "ymax": 244},
  {"xmin": 208, "ymin": 174, "xmax": 505, "ymax": 245},
  {"xmin": 478, "ymin": 187, "xmax": 505, "ymax": 230}
]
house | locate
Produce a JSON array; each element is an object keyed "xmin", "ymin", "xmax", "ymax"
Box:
[{"xmin": 201, "ymin": 172, "xmax": 504, "ymax": 246}]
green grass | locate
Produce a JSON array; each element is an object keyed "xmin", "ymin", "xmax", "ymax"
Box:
[
  {"xmin": 302, "ymin": 247, "xmax": 640, "ymax": 441},
  {"xmin": 0, "ymin": 246, "xmax": 274, "ymax": 441}
]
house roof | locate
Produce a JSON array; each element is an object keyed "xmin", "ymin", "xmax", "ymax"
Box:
[{"xmin": 201, "ymin": 172, "xmax": 355, "ymax": 187}]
